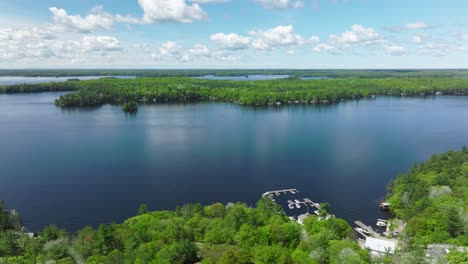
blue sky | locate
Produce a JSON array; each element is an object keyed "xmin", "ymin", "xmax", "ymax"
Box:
[{"xmin": 1, "ymin": 0, "xmax": 468, "ymax": 68}]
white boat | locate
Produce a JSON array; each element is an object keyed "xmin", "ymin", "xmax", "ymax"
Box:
[
  {"xmin": 294, "ymin": 199, "xmax": 301, "ymax": 203},
  {"xmin": 295, "ymin": 203, "xmax": 301, "ymax": 209},
  {"xmin": 376, "ymin": 221, "xmax": 387, "ymax": 227},
  {"xmin": 287, "ymin": 200, "xmax": 294, "ymax": 204},
  {"xmin": 288, "ymin": 204, "xmax": 294, "ymax": 209}
]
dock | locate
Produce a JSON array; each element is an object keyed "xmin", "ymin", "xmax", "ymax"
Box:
[
  {"xmin": 262, "ymin": 188, "xmax": 299, "ymax": 197},
  {"xmin": 287, "ymin": 198, "xmax": 320, "ymax": 209},
  {"xmin": 354, "ymin": 221, "xmax": 379, "ymax": 238}
]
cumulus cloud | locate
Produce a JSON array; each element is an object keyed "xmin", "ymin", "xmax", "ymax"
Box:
[
  {"xmin": 405, "ymin": 22, "xmax": 431, "ymax": 30},
  {"xmin": 81, "ymin": 35, "xmax": 122, "ymax": 52},
  {"xmin": 154, "ymin": 41, "xmax": 210, "ymax": 62},
  {"xmin": 212, "ymin": 50, "xmax": 242, "ymax": 61},
  {"xmin": 417, "ymin": 41, "xmax": 451, "ymax": 56},
  {"xmin": 210, "ymin": 33, "xmax": 250, "ymax": 50},
  {"xmin": 249, "ymin": 25, "xmax": 318, "ymax": 51},
  {"xmin": 384, "ymin": 45, "xmax": 406, "ymax": 56},
  {"xmin": 138, "ymin": 0, "xmax": 207, "ymax": 23},
  {"xmin": 312, "ymin": 43, "xmax": 340, "ymax": 53},
  {"xmin": 313, "ymin": 24, "xmax": 410, "ymax": 56},
  {"xmin": 159, "ymin": 41, "xmax": 181, "ymax": 57},
  {"xmin": 49, "ymin": 6, "xmax": 115, "ymax": 32},
  {"xmin": 254, "ymin": 0, "xmax": 304, "ymax": 9},
  {"xmin": 189, "ymin": 0, "xmax": 229, "ymax": 3},
  {"xmin": 412, "ymin": 35, "xmax": 423, "ymax": 44},
  {"xmin": 189, "ymin": 44, "xmax": 211, "ymax": 56},
  {"xmin": 0, "ymin": 24, "xmax": 122, "ymax": 64},
  {"xmin": 329, "ymin": 24, "xmax": 380, "ymax": 45}
]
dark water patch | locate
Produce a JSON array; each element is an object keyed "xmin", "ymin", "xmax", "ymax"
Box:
[{"xmin": 0, "ymin": 93, "xmax": 467, "ymax": 232}]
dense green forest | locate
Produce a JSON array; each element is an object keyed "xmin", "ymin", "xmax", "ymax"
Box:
[
  {"xmin": 2, "ymin": 77, "xmax": 468, "ymax": 109},
  {"xmin": 0, "ymin": 198, "xmax": 376, "ymax": 264},
  {"xmin": 2, "ymin": 69, "xmax": 468, "ymax": 78},
  {"xmin": 387, "ymin": 147, "xmax": 468, "ymax": 248}
]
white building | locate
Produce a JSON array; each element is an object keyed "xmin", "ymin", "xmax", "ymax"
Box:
[{"xmin": 364, "ymin": 237, "xmax": 396, "ymax": 254}]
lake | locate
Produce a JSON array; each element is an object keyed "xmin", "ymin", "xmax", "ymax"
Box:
[
  {"xmin": 0, "ymin": 93, "xmax": 467, "ymax": 232},
  {"xmin": 0, "ymin": 76, "xmax": 136, "ymax": 85}
]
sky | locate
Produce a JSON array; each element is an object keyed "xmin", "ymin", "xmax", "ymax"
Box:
[{"xmin": 1, "ymin": 0, "xmax": 468, "ymax": 69}]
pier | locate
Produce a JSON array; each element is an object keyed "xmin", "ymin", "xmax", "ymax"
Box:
[
  {"xmin": 354, "ymin": 221, "xmax": 379, "ymax": 238},
  {"xmin": 287, "ymin": 198, "xmax": 320, "ymax": 210},
  {"xmin": 262, "ymin": 188, "xmax": 299, "ymax": 197}
]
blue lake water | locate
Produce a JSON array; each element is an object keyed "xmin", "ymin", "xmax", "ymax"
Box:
[
  {"xmin": 0, "ymin": 76, "xmax": 136, "ymax": 85},
  {"xmin": 0, "ymin": 93, "xmax": 467, "ymax": 232}
]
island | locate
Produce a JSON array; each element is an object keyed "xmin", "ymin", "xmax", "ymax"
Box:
[{"xmin": 1, "ymin": 76, "xmax": 468, "ymax": 111}]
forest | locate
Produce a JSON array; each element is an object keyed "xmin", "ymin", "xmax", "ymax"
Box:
[
  {"xmin": 2, "ymin": 77, "xmax": 468, "ymax": 110},
  {"xmin": 0, "ymin": 198, "xmax": 376, "ymax": 264},
  {"xmin": 387, "ymin": 147, "xmax": 468, "ymax": 248}
]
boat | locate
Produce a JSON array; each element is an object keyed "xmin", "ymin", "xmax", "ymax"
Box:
[
  {"xmin": 294, "ymin": 199, "xmax": 301, "ymax": 203},
  {"xmin": 288, "ymin": 204, "xmax": 294, "ymax": 209},
  {"xmin": 379, "ymin": 202, "xmax": 390, "ymax": 210},
  {"xmin": 376, "ymin": 221, "xmax": 387, "ymax": 227},
  {"xmin": 287, "ymin": 200, "xmax": 293, "ymax": 204},
  {"xmin": 295, "ymin": 203, "xmax": 301, "ymax": 209}
]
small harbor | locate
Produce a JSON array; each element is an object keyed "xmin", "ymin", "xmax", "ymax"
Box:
[{"xmin": 263, "ymin": 188, "xmax": 401, "ymax": 256}]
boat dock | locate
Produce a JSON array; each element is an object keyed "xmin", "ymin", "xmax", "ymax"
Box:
[
  {"xmin": 354, "ymin": 221, "xmax": 379, "ymax": 238},
  {"xmin": 287, "ymin": 198, "xmax": 320, "ymax": 209},
  {"xmin": 262, "ymin": 188, "xmax": 299, "ymax": 197}
]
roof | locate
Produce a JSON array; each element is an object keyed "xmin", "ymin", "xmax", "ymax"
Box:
[
  {"xmin": 297, "ymin": 213, "xmax": 310, "ymax": 225},
  {"xmin": 364, "ymin": 237, "xmax": 396, "ymax": 254}
]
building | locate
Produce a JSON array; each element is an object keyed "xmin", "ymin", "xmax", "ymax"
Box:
[{"xmin": 364, "ymin": 237, "xmax": 396, "ymax": 254}]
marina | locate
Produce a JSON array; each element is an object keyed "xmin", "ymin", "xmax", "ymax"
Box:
[
  {"xmin": 262, "ymin": 188, "xmax": 299, "ymax": 197},
  {"xmin": 262, "ymin": 188, "xmax": 333, "ymax": 225}
]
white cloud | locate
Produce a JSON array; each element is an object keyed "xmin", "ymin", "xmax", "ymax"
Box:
[
  {"xmin": 159, "ymin": 41, "xmax": 181, "ymax": 56},
  {"xmin": 210, "ymin": 33, "xmax": 250, "ymax": 50},
  {"xmin": 417, "ymin": 41, "xmax": 451, "ymax": 56},
  {"xmin": 405, "ymin": 22, "xmax": 431, "ymax": 30},
  {"xmin": 49, "ymin": 6, "xmax": 115, "ymax": 33},
  {"xmin": 312, "ymin": 43, "xmax": 339, "ymax": 53},
  {"xmin": 81, "ymin": 35, "xmax": 122, "ymax": 52},
  {"xmin": 330, "ymin": 24, "xmax": 380, "ymax": 45},
  {"xmin": 155, "ymin": 41, "xmax": 210, "ymax": 62},
  {"xmin": 138, "ymin": 0, "xmax": 207, "ymax": 24},
  {"xmin": 213, "ymin": 50, "xmax": 242, "ymax": 61},
  {"xmin": 189, "ymin": 44, "xmax": 210, "ymax": 56},
  {"xmin": 461, "ymin": 35, "xmax": 468, "ymax": 41},
  {"xmin": 190, "ymin": 0, "xmax": 229, "ymax": 3},
  {"xmin": 412, "ymin": 35, "xmax": 424, "ymax": 44},
  {"xmin": 249, "ymin": 25, "xmax": 317, "ymax": 51},
  {"xmin": 0, "ymin": 23, "xmax": 122, "ymax": 64},
  {"xmin": 384, "ymin": 45, "xmax": 406, "ymax": 56},
  {"xmin": 254, "ymin": 0, "xmax": 304, "ymax": 9}
]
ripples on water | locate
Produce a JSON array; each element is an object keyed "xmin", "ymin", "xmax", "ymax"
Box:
[{"xmin": 0, "ymin": 92, "xmax": 467, "ymax": 232}]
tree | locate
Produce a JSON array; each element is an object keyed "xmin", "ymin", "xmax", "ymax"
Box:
[
  {"xmin": 138, "ymin": 204, "xmax": 148, "ymax": 215},
  {"xmin": 0, "ymin": 201, "xmax": 8, "ymax": 231},
  {"xmin": 42, "ymin": 225, "xmax": 67, "ymax": 241}
]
